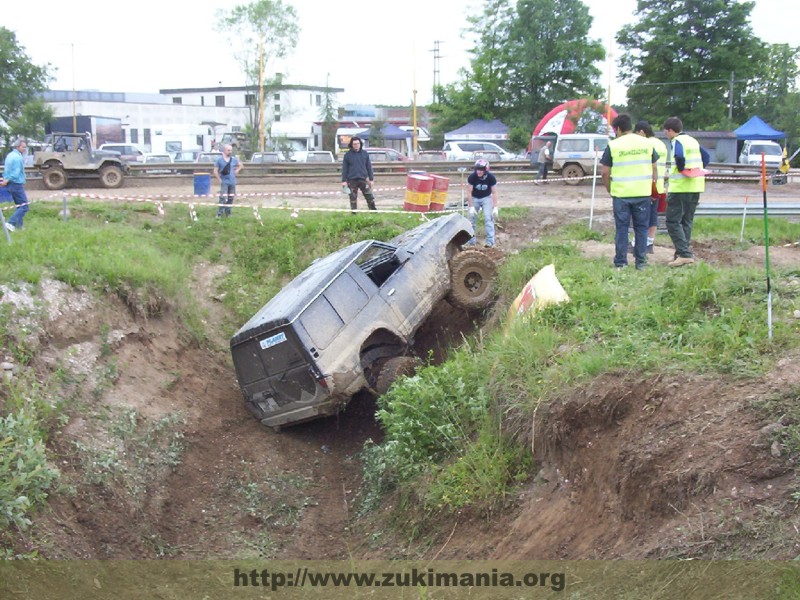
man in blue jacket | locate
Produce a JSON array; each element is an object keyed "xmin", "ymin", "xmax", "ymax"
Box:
[{"xmin": 1, "ymin": 138, "xmax": 29, "ymax": 231}]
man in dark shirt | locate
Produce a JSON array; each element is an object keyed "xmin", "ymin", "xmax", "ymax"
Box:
[{"xmin": 341, "ymin": 136, "xmax": 376, "ymax": 212}]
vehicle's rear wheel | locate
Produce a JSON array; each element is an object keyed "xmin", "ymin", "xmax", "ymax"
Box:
[
  {"xmin": 375, "ymin": 356, "xmax": 418, "ymax": 395},
  {"xmin": 100, "ymin": 165, "xmax": 124, "ymax": 188},
  {"xmin": 447, "ymin": 249, "xmax": 498, "ymax": 310},
  {"xmin": 42, "ymin": 167, "xmax": 67, "ymax": 190},
  {"xmin": 562, "ymin": 164, "xmax": 585, "ymax": 185}
]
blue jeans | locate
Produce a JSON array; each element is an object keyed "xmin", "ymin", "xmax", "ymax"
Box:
[
  {"xmin": 468, "ymin": 196, "xmax": 495, "ymax": 246},
  {"xmin": 613, "ymin": 196, "xmax": 650, "ymax": 267},
  {"xmin": 5, "ymin": 182, "xmax": 29, "ymax": 228},
  {"xmin": 217, "ymin": 183, "xmax": 235, "ymax": 217}
]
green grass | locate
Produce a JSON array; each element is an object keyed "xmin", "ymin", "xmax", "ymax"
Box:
[
  {"xmin": 1, "ymin": 196, "xmax": 799, "ymax": 555},
  {"xmin": 360, "ymin": 214, "xmax": 800, "ymax": 521}
]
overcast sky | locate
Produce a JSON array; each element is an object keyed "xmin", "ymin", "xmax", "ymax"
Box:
[{"xmin": 5, "ymin": 0, "xmax": 798, "ymax": 106}]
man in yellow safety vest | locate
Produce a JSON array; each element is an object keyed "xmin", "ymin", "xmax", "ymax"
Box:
[
  {"xmin": 662, "ymin": 116, "xmax": 710, "ymax": 267},
  {"xmin": 600, "ymin": 114, "xmax": 659, "ymax": 270}
]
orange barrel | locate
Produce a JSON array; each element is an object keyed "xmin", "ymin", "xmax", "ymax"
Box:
[
  {"xmin": 429, "ymin": 174, "xmax": 450, "ymax": 211},
  {"xmin": 404, "ymin": 173, "xmax": 434, "ymax": 212}
]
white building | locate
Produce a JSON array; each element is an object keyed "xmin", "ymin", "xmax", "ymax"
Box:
[{"xmin": 42, "ymin": 83, "xmax": 344, "ymax": 154}]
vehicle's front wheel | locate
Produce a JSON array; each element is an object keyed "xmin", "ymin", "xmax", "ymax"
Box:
[
  {"xmin": 375, "ymin": 356, "xmax": 418, "ymax": 395},
  {"xmin": 562, "ymin": 164, "xmax": 585, "ymax": 185},
  {"xmin": 100, "ymin": 165, "xmax": 124, "ymax": 188},
  {"xmin": 447, "ymin": 249, "xmax": 498, "ymax": 310},
  {"xmin": 42, "ymin": 167, "xmax": 67, "ymax": 190}
]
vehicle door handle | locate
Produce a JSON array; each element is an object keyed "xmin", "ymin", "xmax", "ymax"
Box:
[{"xmin": 387, "ymin": 288, "xmax": 395, "ymax": 296}]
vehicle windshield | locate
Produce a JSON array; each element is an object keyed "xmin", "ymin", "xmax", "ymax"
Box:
[{"xmin": 751, "ymin": 144, "xmax": 782, "ymax": 156}]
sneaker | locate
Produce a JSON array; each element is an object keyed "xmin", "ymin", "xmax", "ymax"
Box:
[
  {"xmin": 668, "ymin": 256, "xmax": 695, "ymax": 267},
  {"xmin": 484, "ymin": 244, "xmax": 494, "ymax": 248},
  {"xmin": 635, "ymin": 263, "xmax": 647, "ymax": 271},
  {"xmin": 614, "ymin": 264, "xmax": 626, "ymax": 270},
  {"xmin": 4, "ymin": 223, "xmax": 15, "ymax": 232},
  {"xmin": 646, "ymin": 244, "xmax": 654, "ymax": 254}
]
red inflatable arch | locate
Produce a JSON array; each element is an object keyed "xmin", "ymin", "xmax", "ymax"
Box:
[{"xmin": 532, "ymin": 98, "xmax": 617, "ymax": 137}]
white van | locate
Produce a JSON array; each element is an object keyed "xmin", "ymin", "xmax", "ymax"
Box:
[
  {"xmin": 738, "ymin": 140, "xmax": 782, "ymax": 168},
  {"xmin": 551, "ymin": 133, "xmax": 611, "ymax": 184}
]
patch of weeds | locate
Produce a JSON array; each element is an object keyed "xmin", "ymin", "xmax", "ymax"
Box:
[
  {"xmin": 226, "ymin": 470, "xmax": 311, "ymax": 528},
  {"xmin": 236, "ymin": 530, "xmax": 279, "ymax": 559},
  {"xmin": 72, "ymin": 409, "xmax": 186, "ymax": 497},
  {"xmin": 164, "ymin": 371, "xmax": 181, "ymax": 392},
  {"xmin": 91, "ymin": 359, "xmax": 119, "ymax": 400}
]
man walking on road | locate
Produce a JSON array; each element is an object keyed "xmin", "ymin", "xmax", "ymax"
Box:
[
  {"xmin": 662, "ymin": 117, "xmax": 710, "ymax": 267},
  {"xmin": 600, "ymin": 114, "xmax": 658, "ymax": 270}
]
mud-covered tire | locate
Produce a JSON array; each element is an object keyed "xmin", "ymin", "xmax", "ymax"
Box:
[
  {"xmin": 42, "ymin": 167, "xmax": 67, "ymax": 190},
  {"xmin": 375, "ymin": 356, "xmax": 418, "ymax": 395},
  {"xmin": 447, "ymin": 249, "xmax": 498, "ymax": 310},
  {"xmin": 100, "ymin": 165, "xmax": 124, "ymax": 189},
  {"xmin": 562, "ymin": 164, "xmax": 584, "ymax": 185}
]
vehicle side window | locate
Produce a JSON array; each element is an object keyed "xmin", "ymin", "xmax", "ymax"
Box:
[
  {"xmin": 301, "ymin": 297, "xmax": 344, "ymax": 349},
  {"xmin": 594, "ymin": 139, "xmax": 608, "ymax": 152},
  {"xmin": 325, "ymin": 272, "xmax": 369, "ymax": 323},
  {"xmin": 463, "ymin": 143, "xmax": 481, "ymax": 152},
  {"xmin": 443, "ymin": 143, "xmax": 451, "ymax": 151},
  {"xmin": 356, "ymin": 244, "xmax": 401, "ymax": 287},
  {"xmin": 559, "ymin": 139, "xmax": 590, "ymax": 152}
]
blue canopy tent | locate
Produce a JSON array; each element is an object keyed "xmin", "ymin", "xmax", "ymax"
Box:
[
  {"xmin": 734, "ymin": 116, "xmax": 785, "ymax": 140},
  {"xmin": 357, "ymin": 123, "xmax": 412, "ymax": 155},
  {"xmin": 444, "ymin": 119, "xmax": 509, "ymax": 141}
]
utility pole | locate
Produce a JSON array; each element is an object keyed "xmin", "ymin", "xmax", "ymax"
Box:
[
  {"xmin": 430, "ymin": 40, "xmax": 442, "ymax": 104},
  {"xmin": 728, "ymin": 71, "xmax": 735, "ymax": 121}
]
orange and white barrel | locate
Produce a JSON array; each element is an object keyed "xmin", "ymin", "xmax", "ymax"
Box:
[
  {"xmin": 403, "ymin": 174, "xmax": 434, "ymax": 212},
  {"xmin": 429, "ymin": 174, "xmax": 450, "ymax": 211}
]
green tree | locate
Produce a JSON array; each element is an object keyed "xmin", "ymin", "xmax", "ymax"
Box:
[
  {"xmin": 504, "ymin": 0, "xmax": 604, "ymax": 122},
  {"xmin": 430, "ymin": 0, "xmax": 605, "ymax": 150},
  {"xmin": 740, "ymin": 43, "xmax": 800, "ymax": 130},
  {"xmin": 318, "ymin": 74, "xmax": 338, "ymax": 154},
  {"xmin": 617, "ymin": 0, "xmax": 766, "ymax": 129},
  {"xmin": 0, "ymin": 27, "xmax": 52, "ymax": 148},
  {"xmin": 215, "ymin": 0, "xmax": 300, "ymax": 153}
]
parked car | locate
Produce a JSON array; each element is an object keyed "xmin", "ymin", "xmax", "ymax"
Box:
[
  {"xmin": 738, "ymin": 140, "xmax": 782, "ymax": 169},
  {"xmin": 173, "ymin": 150, "xmax": 201, "ymax": 163},
  {"xmin": 366, "ymin": 147, "xmax": 410, "ymax": 162},
  {"xmin": 551, "ymin": 133, "xmax": 610, "ymax": 185},
  {"xmin": 305, "ymin": 151, "xmax": 335, "ymax": 163},
  {"xmin": 98, "ymin": 143, "xmax": 145, "ymax": 163},
  {"xmin": 250, "ymin": 152, "xmax": 283, "ymax": 164},
  {"xmin": 443, "ymin": 140, "xmax": 516, "ymax": 161},
  {"xmin": 229, "ymin": 213, "xmax": 499, "ymax": 430},
  {"xmin": 141, "ymin": 153, "xmax": 174, "ymax": 174},
  {"xmin": 417, "ymin": 150, "xmax": 447, "ymax": 161},
  {"xmin": 196, "ymin": 152, "xmax": 223, "ymax": 164}
]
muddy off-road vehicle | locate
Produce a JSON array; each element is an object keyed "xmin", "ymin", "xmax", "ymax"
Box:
[
  {"xmin": 230, "ymin": 213, "xmax": 498, "ymax": 430},
  {"xmin": 34, "ymin": 132, "xmax": 128, "ymax": 190}
]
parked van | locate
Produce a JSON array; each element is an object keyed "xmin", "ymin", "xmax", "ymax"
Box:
[
  {"xmin": 551, "ymin": 133, "xmax": 611, "ymax": 184},
  {"xmin": 738, "ymin": 140, "xmax": 782, "ymax": 168}
]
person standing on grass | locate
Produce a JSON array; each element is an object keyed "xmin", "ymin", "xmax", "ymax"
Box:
[
  {"xmin": 633, "ymin": 120, "xmax": 668, "ymax": 254},
  {"xmin": 0, "ymin": 138, "xmax": 29, "ymax": 232},
  {"xmin": 662, "ymin": 116, "xmax": 710, "ymax": 267},
  {"xmin": 213, "ymin": 144, "xmax": 243, "ymax": 218},
  {"xmin": 600, "ymin": 114, "xmax": 658, "ymax": 271},
  {"xmin": 341, "ymin": 136, "xmax": 376, "ymax": 212},
  {"xmin": 467, "ymin": 158, "xmax": 499, "ymax": 248}
]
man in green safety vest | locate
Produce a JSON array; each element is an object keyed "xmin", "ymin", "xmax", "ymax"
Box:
[
  {"xmin": 662, "ymin": 117, "xmax": 710, "ymax": 267},
  {"xmin": 600, "ymin": 113, "xmax": 659, "ymax": 270}
]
